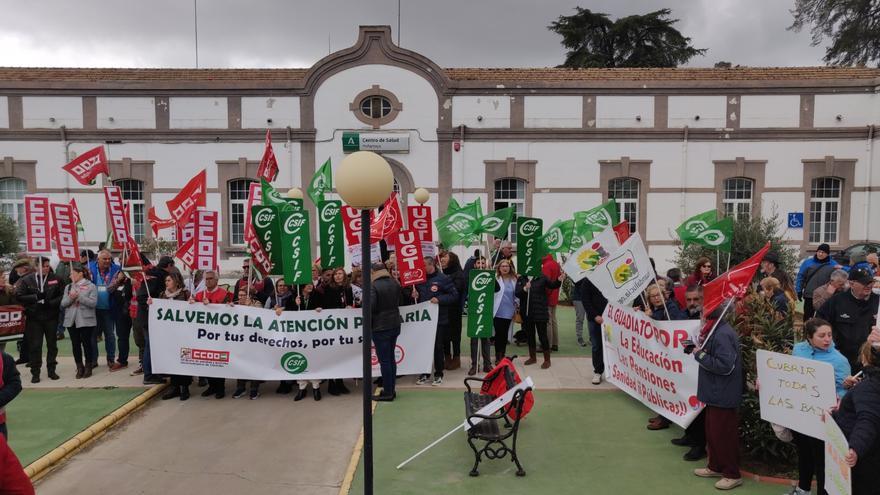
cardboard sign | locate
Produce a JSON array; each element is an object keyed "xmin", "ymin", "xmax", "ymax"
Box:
[
  {"xmin": 757, "ymin": 350, "xmax": 837, "ymax": 440},
  {"xmin": 825, "ymin": 417, "xmax": 852, "ymax": 495}
]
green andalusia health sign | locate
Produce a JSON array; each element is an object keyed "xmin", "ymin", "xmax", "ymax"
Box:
[
  {"xmin": 250, "ymin": 204, "xmax": 284, "ymax": 275},
  {"xmin": 467, "ymin": 270, "xmax": 495, "ymax": 338},
  {"xmin": 318, "ymin": 200, "xmax": 344, "ymax": 270},
  {"xmin": 516, "ymin": 216, "xmax": 543, "ymax": 277},
  {"xmin": 279, "ymin": 208, "xmax": 312, "ymax": 285}
]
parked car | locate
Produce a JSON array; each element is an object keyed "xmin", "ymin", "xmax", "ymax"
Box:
[{"xmin": 832, "ymin": 242, "xmax": 880, "ymax": 266}]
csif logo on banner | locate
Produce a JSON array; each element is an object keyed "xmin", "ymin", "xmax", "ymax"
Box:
[
  {"xmin": 695, "ymin": 228, "xmax": 726, "ymax": 247},
  {"xmin": 320, "ymin": 202, "xmax": 339, "ymax": 222},
  {"xmin": 544, "ymin": 227, "xmax": 563, "ymax": 250},
  {"xmin": 447, "ymin": 212, "xmax": 476, "ymax": 232},
  {"xmin": 481, "ymin": 216, "xmax": 504, "ymax": 232},
  {"xmin": 585, "ymin": 210, "xmax": 613, "ymax": 227},
  {"xmin": 518, "ymin": 219, "xmax": 540, "ymax": 236},
  {"xmin": 281, "ymin": 352, "xmax": 309, "ymax": 374},
  {"xmin": 467, "ymin": 270, "xmax": 495, "ymax": 338},
  {"xmin": 284, "ymin": 213, "xmax": 307, "ymax": 233},
  {"xmin": 255, "ymin": 209, "xmax": 275, "ymax": 229},
  {"xmin": 684, "ymin": 219, "xmax": 710, "ymax": 236}
]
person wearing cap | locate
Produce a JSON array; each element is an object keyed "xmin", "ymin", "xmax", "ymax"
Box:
[
  {"xmin": 816, "ymin": 266, "xmax": 880, "ymax": 372},
  {"xmin": 796, "ymin": 243, "xmax": 836, "ymax": 319},
  {"xmin": 760, "ymin": 252, "xmax": 795, "ymax": 302}
]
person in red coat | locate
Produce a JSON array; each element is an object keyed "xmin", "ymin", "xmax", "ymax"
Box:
[
  {"xmin": 541, "ymin": 254, "xmax": 562, "ymax": 352},
  {"xmin": 0, "ymin": 433, "xmax": 33, "ymax": 495}
]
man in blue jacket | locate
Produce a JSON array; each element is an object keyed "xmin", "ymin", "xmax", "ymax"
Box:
[
  {"xmin": 690, "ymin": 303, "xmax": 743, "ymax": 491},
  {"xmin": 88, "ymin": 250, "xmax": 120, "ymax": 370},
  {"xmin": 795, "ymin": 243, "xmax": 837, "ymax": 318},
  {"xmin": 410, "ymin": 257, "xmax": 458, "ymax": 386}
]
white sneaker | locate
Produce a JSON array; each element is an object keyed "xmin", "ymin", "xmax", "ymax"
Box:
[
  {"xmin": 416, "ymin": 375, "xmax": 430, "ymax": 385},
  {"xmin": 432, "ymin": 376, "xmax": 443, "ymax": 386},
  {"xmin": 591, "ymin": 373, "xmax": 602, "ymax": 385}
]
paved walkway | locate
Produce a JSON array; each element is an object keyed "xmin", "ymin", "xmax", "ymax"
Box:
[
  {"xmin": 25, "ymin": 356, "xmax": 151, "ymax": 389},
  {"xmin": 31, "ymin": 352, "xmax": 604, "ymax": 495}
]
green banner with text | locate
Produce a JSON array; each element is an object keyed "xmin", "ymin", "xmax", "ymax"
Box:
[
  {"xmin": 279, "ymin": 208, "xmax": 312, "ymax": 286},
  {"xmin": 516, "ymin": 216, "xmax": 543, "ymax": 277},
  {"xmin": 318, "ymin": 200, "xmax": 345, "ymax": 270},
  {"xmin": 467, "ymin": 269, "xmax": 495, "ymax": 338}
]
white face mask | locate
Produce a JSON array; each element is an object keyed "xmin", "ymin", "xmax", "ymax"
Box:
[{"xmin": 872, "ymin": 287, "xmax": 880, "ymax": 296}]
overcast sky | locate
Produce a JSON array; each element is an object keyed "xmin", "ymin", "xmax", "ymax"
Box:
[{"xmin": 0, "ymin": 0, "xmax": 828, "ymax": 69}]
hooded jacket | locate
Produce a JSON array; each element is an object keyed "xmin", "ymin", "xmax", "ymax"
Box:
[{"xmin": 793, "ymin": 340, "xmax": 851, "ymax": 398}]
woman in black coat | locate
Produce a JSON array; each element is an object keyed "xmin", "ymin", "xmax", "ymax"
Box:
[
  {"xmin": 440, "ymin": 251, "xmax": 466, "ymax": 371},
  {"xmin": 833, "ymin": 342, "xmax": 880, "ymax": 493},
  {"xmin": 515, "ymin": 271, "xmax": 564, "ymax": 369},
  {"xmin": 311, "ymin": 270, "xmax": 352, "ymax": 396}
]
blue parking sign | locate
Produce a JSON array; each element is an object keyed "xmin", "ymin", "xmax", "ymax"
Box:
[{"xmin": 788, "ymin": 212, "xmax": 804, "ymax": 229}]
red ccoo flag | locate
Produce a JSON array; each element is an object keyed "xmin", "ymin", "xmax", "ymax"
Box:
[
  {"xmin": 702, "ymin": 242, "xmax": 771, "ymax": 317},
  {"xmin": 148, "ymin": 207, "xmax": 175, "ymax": 237},
  {"xmin": 166, "ymin": 169, "xmax": 206, "ymax": 225},
  {"xmin": 256, "ymin": 130, "xmax": 279, "ymax": 183},
  {"xmin": 62, "ymin": 146, "xmax": 109, "ymax": 186}
]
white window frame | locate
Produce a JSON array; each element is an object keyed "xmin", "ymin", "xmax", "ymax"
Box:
[
  {"xmin": 609, "ymin": 177, "xmax": 639, "ymax": 234},
  {"xmin": 493, "ymin": 178, "xmax": 526, "ymax": 243},
  {"xmin": 722, "ymin": 177, "xmax": 753, "ymax": 220},
  {"xmin": 114, "ymin": 179, "xmax": 145, "ymax": 242},
  {"xmin": 809, "ymin": 177, "xmax": 841, "ymax": 244},
  {"xmin": 229, "ymin": 178, "xmax": 254, "ymax": 247},
  {"xmin": 0, "ymin": 177, "xmax": 26, "ymax": 227}
]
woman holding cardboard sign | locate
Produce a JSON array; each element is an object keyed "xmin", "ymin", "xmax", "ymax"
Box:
[{"xmin": 789, "ymin": 318, "xmax": 852, "ymax": 495}]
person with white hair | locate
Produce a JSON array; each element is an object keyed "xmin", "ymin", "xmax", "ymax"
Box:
[{"xmin": 811, "ymin": 268, "xmax": 849, "ymax": 312}]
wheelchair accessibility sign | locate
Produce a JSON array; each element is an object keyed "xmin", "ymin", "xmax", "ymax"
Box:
[{"xmin": 788, "ymin": 212, "xmax": 804, "ymax": 229}]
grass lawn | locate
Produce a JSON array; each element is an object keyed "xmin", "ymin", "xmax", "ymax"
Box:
[
  {"xmin": 6, "ymin": 388, "xmax": 145, "ymax": 466},
  {"xmin": 463, "ymin": 305, "xmax": 593, "ymax": 358},
  {"xmin": 350, "ymin": 390, "xmax": 781, "ymax": 495}
]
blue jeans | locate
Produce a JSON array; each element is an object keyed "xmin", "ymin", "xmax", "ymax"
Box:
[
  {"xmin": 92, "ymin": 309, "xmax": 117, "ymax": 364},
  {"xmin": 588, "ymin": 320, "xmax": 604, "ymax": 374},
  {"xmin": 372, "ymin": 327, "xmax": 400, "ymax": 395}
]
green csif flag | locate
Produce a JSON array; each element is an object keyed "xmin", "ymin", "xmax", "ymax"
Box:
[
  {"xmin": 318, "ymin": 200, "xmax": 345, "ymax": 270},
  {"xmin": 278, "ymin": 208, "xmax": 312, "ymax": 285},
  {"xmin": 478, "ymin": 206, "xmax": 515, "ymax": 238},
  {"xmin": 261, "ymin": 179, "xmax": 290, "ymax": 209},
  {"xmin": 307, "ymin": 158, "xmax": 332, "ymax": 206},
  {"xmin": 542, "ymin": 219, "xmax": 575, "ymax": 255},
  {"xmin": 516, "ymin": 216, "xmax": 543, "ymax": 277},
  {"xmin": 250, "ymin": 204, "xmax": 284, "ymax": 275},
  {"xmin": 467, "ymin": 269, "xmax": 495, "ymax": 338},
  {"xmin": 574, "ymin": 200, "xmax": 618, "ymax": 236},
  {"xmin": 435, "ymin": 200, "xmax": 482, "ymax": 248},
  {"xmin": 691, "ymin": 217, "xmax": 733, "ymax": 253},
  {"xmin": 676, "ymin": 210, "xmax": 718, "ymax": 246},
  {"xmin": 446, "ymin": 198, "xmax": 461, "ymax": 214}
]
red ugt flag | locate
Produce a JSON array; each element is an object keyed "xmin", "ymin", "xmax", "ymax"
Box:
[
  {"xmin": 166, "ymin": 169, "xmax": 206, "ymax": 225},
  {"xmin": 62, "ymin": 146, "xmax": 109, "ymax": 186},
  {"xmin": 369, "ymin": 193, "xmax": 403, "ymax": 243},
  {"xmin": 702, "ymin": 242, "xmax": 771, "ymax": 316},
  {"xmin": 256, "ymin": 130, "xmax": 279, "ymax": 183}
]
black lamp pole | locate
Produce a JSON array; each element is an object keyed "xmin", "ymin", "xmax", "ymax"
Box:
[{"xmin": 360, "ymin": 208, "xmax": 374, "ymax": 495}]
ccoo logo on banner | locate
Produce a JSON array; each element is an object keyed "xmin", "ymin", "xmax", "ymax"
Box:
[{"xmin": 24, "ymin": 196, "xmax": 51, "ymax": 254}]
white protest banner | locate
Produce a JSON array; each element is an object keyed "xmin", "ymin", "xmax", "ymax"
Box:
[
  {"xmin": 24, "ymin": 195, "xmax": 51, "ymax": 254},
  {"xmin": 193, "ymin": 209, "xmax": 219, "ymax": 271},
  {"xmin": 825, "ymin": 417, "xmax": 852, "ymax": 495},
  {"xmin": 587, "ymin": 232, "xmax": 655, "ymax": 305},
  {"xmin": 562, "ymin": 227, "xmax": 620, "ymax": 282},
  {"xmin": 601, "ymin": 302, "xmax": 703, "ymax": 428},
  {"xmin": 348, "ymin": 243, "xmax": 382, "ymax": 267},
  {"xmin": 150, "ymin": 299, "xmax": 438, "ymax": 380},
  {"xmin": 756, "ymin": 349, "xmax": 837, "ymax": 440}
]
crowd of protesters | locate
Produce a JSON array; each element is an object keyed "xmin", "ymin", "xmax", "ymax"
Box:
[{"xmin": 4, "ymin": 239, "xmax": 880, "ymax": 493}]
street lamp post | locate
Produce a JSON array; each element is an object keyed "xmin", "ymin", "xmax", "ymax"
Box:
[{"xmin": 335, "ymin": 151, "xmax": 394, "ymax": 495}]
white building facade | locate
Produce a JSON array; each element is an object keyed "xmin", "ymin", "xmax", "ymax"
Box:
[{"xmin": 1, "ymin": 26, "xmax": 879, "ymax": 271}]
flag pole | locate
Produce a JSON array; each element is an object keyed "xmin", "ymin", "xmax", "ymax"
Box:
[
  {"xmin": 701, "ymin": 297, "xmax": 735, "ymax": 345},
  {"xmin": 726, "ymin": 252, "xmax": 731, "ymax": 272},
  {"xmin": 396, "ymin": 423, "xmax": 465, "ymax": 470}
]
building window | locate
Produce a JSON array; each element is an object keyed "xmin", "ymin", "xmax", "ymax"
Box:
[
  {"xmin": 114, "ymin": 179, "xmax": 145, "ymax": 242},
  {"xmin": 0, "ymin": 178, "xmax": 26, "ymax": 227},
  {"xmin": 609, "ymin": 177, "xmax": 639, "ymax": 233},
  {"xmin": 360, "ymin": 96, "xmax": 392, "ymax": 119},
  {"xmin": 722, "ymin": 177, "xmax": 753, "ymax": 220},
  {"xmin": 809, "ymin": 177, "xmax": 841, "ymax": 244},
  {"xmin": 229, "ymin": 179, "xmax": 255, "ymax": 246},
  {"xmin": 494, "ymin": 178, "xmax": 525, "ymax": 243}
]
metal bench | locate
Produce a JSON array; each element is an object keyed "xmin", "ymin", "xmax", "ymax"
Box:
[{"xmin": 463, "ymin": 366, "xmax": 530, "ymax": 477}]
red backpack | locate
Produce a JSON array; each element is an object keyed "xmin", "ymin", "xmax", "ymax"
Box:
[{"xmin": 479, "ymin": 357, "xmax": 535, "ymax": 420}]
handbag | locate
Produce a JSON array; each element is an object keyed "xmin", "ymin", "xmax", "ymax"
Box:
[{"xmin": 513, "ymin": 308, "xmax": 522, "ymax": 324}]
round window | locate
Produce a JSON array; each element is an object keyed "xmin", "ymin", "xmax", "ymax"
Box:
[{"xmin": 360, "ymin": 96, "xmax": 392, "ymax": 119}]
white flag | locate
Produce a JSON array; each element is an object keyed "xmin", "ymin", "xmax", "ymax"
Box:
[
  {"xmin": 586, "ymin": 233, "xmax": 655, "ymax": 305},
  {"xmin": 562, "ymin": 227, "xmax": 620, "ymax": 282}
]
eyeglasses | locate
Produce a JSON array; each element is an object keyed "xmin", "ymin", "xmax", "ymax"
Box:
[{"xmin": 702, "ymin": 264, "xmax": 712, "ymax": 268}]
